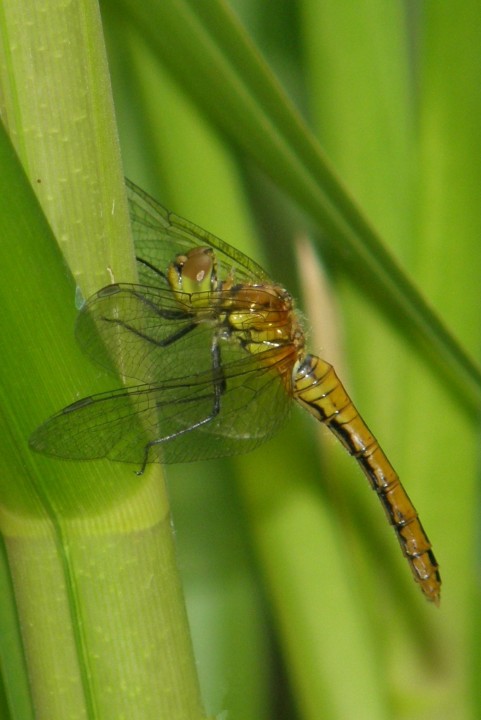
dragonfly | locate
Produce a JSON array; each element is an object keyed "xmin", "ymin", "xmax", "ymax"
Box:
[{"xmin": 30, "ymin": 179, "xmax": 441, "ymax": 604}]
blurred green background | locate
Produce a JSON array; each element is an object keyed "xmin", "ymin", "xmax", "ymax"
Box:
[
  {"xmin": 2, "ymin": 1, "xmax": 481, "ymax": 718},
  {"xmin": 97, "ymin": 2, "xmax": 481, "ymax": 718}
]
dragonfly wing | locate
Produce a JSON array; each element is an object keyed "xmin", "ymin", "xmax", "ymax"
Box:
[
  {"xmin": 30, "ymin": 351, "xmax": 292, "ymax": 466},
  {"xmin": 76, "ymin": 283, "xmax": 216, "ymax": 384},
  {"xmin": 126, "ymin": 178, "xmax": 270, "ymax": 287},
  {"xmin": 76, "ymin": 280, "xmax": 294, "ymax": 387}
]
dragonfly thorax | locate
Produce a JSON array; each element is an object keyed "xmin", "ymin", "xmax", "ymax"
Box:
[{"xmin": 224, "ymin": 283, "xmax": 305, "ymax": 356}]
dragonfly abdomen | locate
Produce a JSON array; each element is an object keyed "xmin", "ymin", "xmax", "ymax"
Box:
[{"xmin": 294, "ymin": 354, "xmax": 441, "ymax": 604}]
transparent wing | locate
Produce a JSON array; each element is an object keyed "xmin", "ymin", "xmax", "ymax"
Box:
[
  {"xmin": 126, "ymin": 178, "xmax": 270, "ymax": 288},
  {"xmin": 29, "ymin": 349, "xmax": 293, "ymax": 466},
  {"xmin": 76, "ymin": 282, "xmax": 211, "ymax": 383},
  {"xmin": 75, "ymin": 281, "xmax": 292, "ymax": 385},
  {"xmin": 30, "ymin": 180, "xmax": 294, "ymax": 467}
]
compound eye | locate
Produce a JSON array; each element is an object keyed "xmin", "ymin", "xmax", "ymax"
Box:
[
  {"xmin": 167, "ymin": 254, "xmax": 187, "ymax": 291},
  {"xmin": 170, "ymin": 247, "xmax": 216, "ymax": 294},
  {"xmin": 183, "ymin": 248, "xmax": 214, "ymax": 288}
]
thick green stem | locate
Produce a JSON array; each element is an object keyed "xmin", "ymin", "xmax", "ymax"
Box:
[{"xmin": 0, "ymin": 2, "xmax": 205, "ymax": 717}]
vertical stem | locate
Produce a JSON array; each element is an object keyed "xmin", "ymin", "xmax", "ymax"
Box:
[{"xmin": 0, "ymin": 2, "xmax": 206, "ymax": 717}]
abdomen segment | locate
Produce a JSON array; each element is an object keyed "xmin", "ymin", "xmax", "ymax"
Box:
[{"xmin": 294, "ymin": 354, "xmax": 441, "ymax": 605}]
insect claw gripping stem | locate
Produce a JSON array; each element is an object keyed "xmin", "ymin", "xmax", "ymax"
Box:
[
  {"xmin": 136, "ymin": 447, "xmax": 150, "ymax": 476},
  {"xmin": 294, "ymin": 354, "xmax": 441, "ymax": 605}
]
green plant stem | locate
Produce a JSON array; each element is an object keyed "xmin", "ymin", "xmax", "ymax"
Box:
[{"xmin": 0, "ymin": 1, "xmax": 205, "ymax": 717}]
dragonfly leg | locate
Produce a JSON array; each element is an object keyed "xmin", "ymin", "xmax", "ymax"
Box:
[
  {"xmin": 130, "ymin": 288, "xmax": 193, "ymax": 322},
  {"xmin": 136, "ymin": 254, "xmax": 168, "ymax": 282},
  {"xmin": 101, "ymin": 313, "xmax": 196, "ymax": 348},
  {"xmin": 136, "ymin": 339, "xmax": 225, "ymax": 474}
]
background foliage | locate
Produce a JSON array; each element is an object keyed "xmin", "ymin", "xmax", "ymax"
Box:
[
  {"xmin": 1, "ymin": 1, "xmax": 480, "ymax": 718},
  {"xmin": 99, "ymin": 1, "xmax": 481, "ymax": 719}
]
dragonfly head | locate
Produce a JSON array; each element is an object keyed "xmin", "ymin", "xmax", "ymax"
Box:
[{"xmin": 168, "ymin": 247, "xmax": 217, "ymax": 295}]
